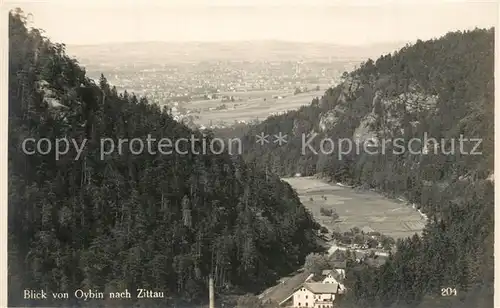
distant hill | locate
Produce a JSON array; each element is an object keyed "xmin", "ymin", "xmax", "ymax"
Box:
[{"xmin": 65, "ymin": 40, "xmax": 408, "ymax": 64}]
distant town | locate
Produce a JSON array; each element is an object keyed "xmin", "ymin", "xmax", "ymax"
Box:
[{"xmin": 79, "ymin": 59, "xmax": 351, "ymax": 129}]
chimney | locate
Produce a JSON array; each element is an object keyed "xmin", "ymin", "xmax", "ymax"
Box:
[{"xmin": 209, "ymin": 274, "xmax": 215, "ymax": 308}]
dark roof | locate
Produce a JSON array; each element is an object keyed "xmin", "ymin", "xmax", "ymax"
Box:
[
  {"xmin": 304, "ymin": 282, "xmax": 340, "ymax": 294},
  {"xmin": 261, "ymin": 271, "xmax": 310, "ymax": 304}
]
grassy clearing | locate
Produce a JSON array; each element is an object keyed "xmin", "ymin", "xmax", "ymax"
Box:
[
  {"xmin": 180, "ymin": 90, "xmax": 324, "ymax": 126},
  {"xmin": 282, "ymin": 176, "xmax": 426, "ymax": 239}
]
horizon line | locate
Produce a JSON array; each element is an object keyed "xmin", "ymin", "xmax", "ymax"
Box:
[
  {"xmin": 58, "ymin": 26, "xmax": 495, "ymax": 48},
  {"xmin": 64, "ymin": 39, "xmax": 412, "ymax": 47}
]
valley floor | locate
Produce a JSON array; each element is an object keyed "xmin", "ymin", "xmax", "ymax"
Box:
[
  {"xmin": 258, "ymin": 176, "xmax": 427, "ymax": 306},
  {"xmin": 282, "ymin": 176, "xmax": 426, "ymax": 239}
]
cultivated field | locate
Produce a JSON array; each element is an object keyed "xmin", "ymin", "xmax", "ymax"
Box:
[
  {"xmin": 182, "ymin": 90, "xmax": 324, "ymax": 126},
  {"xmin": 282, "ymin": 176, "xmax": 426, "ymax": 239}
]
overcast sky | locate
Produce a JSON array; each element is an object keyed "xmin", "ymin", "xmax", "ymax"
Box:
[{"xmin": 5, "ymin": 0, "xmax": 498, "ymax": 45}]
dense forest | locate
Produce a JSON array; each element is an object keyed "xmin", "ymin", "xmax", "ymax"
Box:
[
  {"xmin": 7, "ymin": 10, "xmax": 324, "ymax": 307},
  {"xmin": 234, "ymin": 28, "xmax": 494, "ymax": 307},
  {"xmin": 8, "ymin": 6, "xmax": 494, "ymax": 308}
]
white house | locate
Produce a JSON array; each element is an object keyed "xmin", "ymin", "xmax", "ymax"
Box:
[
  {"xmin": 329, "ymin": 261, "xmax": 347, "ymax": 279},
  {"xmin": 321, "ymin": 269, "xmax": 347, "ymax": 294},
  {"xmin": 322, "ymin": 273, "xmax": 339, "ymax": 284},
  {"xmin": 321, "ymin": 269, "xmax": 345, "ymax": 283},
  {"xmin": 279, "ymin": 282, "xmax": 343, "ymax": 308}
]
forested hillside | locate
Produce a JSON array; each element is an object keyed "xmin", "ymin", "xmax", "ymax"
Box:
[
  {"xmin": 7, "ymin": 10, "xmax": 323, "ymax": 307},
  {"xmin": 238, "ymin": 29, "xmax": 494, "ymax": 307}
]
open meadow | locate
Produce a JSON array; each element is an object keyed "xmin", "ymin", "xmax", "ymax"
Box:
[
  {"xmin": 180, "ymin": 90, "xmax": 324, "ymax": 126},
  {"xmin": 282, "ymin": 176, "xmax": 426, "ymax": 239}
]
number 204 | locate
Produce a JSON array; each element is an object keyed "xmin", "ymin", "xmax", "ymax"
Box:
[{"xmin": 441, "ymin": 287, "xmax": 457, "ymax": 296}]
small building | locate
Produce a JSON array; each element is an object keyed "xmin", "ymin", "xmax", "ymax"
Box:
[
  {"xmin": 321, "ymin": 270, "xmax": 342, "ymax": 283},
  {"xmin": 279, "ymin": 282, "xmax": 344, "ymax": 308},
  {"xmin": 322, "ymin": 268, "xmax": 346, "ymax": 282}
]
